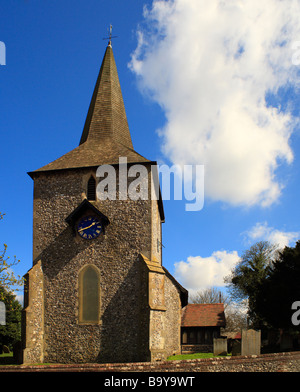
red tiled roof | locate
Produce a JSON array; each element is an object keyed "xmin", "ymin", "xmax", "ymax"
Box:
[
  {"xmin": 181, "ymin": 303, "xmax": 226, "ymax": 327},
  {"xmin": 225, "ymin": 331, "xmax": 241, "ymax": 340}
]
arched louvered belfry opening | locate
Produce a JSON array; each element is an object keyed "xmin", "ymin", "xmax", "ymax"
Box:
[{"xmin": 87, "ymin": 175, "xmax": 96, "ymax": 201}]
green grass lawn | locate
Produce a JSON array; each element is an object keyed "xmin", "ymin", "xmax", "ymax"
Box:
[
  {"xmin": 0, "ymin": 351, "xmax": 230, "ymax": 365},
  {"xmin": 167, "ymin": 352, "xmax": 230, "ymax": 361}
]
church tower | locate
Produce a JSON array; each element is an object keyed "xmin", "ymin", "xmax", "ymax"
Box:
[{"xmin": 22, "ymin": 39, "xmax": 187, "ymax": 364}]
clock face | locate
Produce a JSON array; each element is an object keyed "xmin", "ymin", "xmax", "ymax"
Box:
[{"xmin": 77, "ymin": 216, "xmax": 102, "ymax": 240}]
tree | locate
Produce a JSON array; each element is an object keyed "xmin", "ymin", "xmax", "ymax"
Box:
[
  {"xmin": 224, "ymin": 301, "xmax": 248, "ymax": 331},
  {"xmin": 0, "ymin": 213, "xmax": 23, "ymax": 301},
  {"xmin": 255, "ymin": 241, "xmax": 300, "ymax": 329},
  {"xmin": 189, "ymin": 286, "xmax": 230, "ymax": 308},
  {"xmin": 224, "ymin": 241, "xmax": 277, "ymax": 327},
  {"xmin": 0, "ymin": 286, "xmax": 22, "ymax": 349}
]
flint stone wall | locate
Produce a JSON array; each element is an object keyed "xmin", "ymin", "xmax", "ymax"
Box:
[
  {"xmin": 22, "ymin": 167, "xmax": 182, "ymax": 364},
  {"xmin": 3, "ymin": 352, "xmax": 300, "ymax": 372}
]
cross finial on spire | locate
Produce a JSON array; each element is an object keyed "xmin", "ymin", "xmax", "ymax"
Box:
[{"xmin": 103, "ymin": 24, "xmax": 118, "ymax": 47}]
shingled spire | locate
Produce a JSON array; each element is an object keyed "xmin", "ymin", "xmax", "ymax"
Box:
[
  {"xmin": 79, "ymin": 43, "xmax": 133, "ymax": 148},
  {"xmin": 30, "ymin": 42, "xmax": 149, "ymax": 176}
]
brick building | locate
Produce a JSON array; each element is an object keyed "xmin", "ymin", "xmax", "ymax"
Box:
[{"xmin": 22, "ymin": 41, "xmax": 188, "ymax": 364}]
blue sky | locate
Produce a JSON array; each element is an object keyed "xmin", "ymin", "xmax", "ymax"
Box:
[{"xmin": 1, "ymin": 0, "xmax": 300, "ymax": 300}]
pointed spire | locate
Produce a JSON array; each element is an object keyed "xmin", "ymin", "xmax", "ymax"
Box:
[
  {"xmin": 79, "ymin": 43, "xmax": 133, "ymax": 149},
  {"xmin": 29, "ymin": 42, "xmax": 150, "ymax": 177}
]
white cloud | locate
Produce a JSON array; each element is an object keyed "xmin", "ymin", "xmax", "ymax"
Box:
[
  {"xmin": 130, "ymin": 0, "xmax": 300, "ymax": 207},
  {"xmin": 174, "ymin": 250, "xmax": 240, "ymax": 292},
  {"xmin": 174, "ymin": 222, "xmax": 299, "ymax": 293},
  {"xmin": 245, "ymin": 221, "xmax": 300, "ymax": 248}
]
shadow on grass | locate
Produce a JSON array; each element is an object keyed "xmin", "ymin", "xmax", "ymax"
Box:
[{"xmin": 0, "ymin": 353, "xmax": 16, "ymax": 365}]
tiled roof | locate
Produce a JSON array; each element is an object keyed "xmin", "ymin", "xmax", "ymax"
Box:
[
  {"xmin": 225, "ymin": 331, "xmax": 241, "ymax": 339},
  {"xmin": 181, "ymin": 303, "xmax": 226, "ymax": 327},
  {"xmin": 29, "ymin": 138, "xmax": 150, "ymax": 176}
]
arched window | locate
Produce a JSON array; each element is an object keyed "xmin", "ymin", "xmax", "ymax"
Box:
[
  {"xmin": 87, "ymin": 176, "xmax": 96, "ymax": 201},
  {"xmin": 79, "ymin": 265, "xmax": 100, "ymax": 323}
]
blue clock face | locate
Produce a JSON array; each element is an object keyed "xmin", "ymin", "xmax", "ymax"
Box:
[{"xmin": 77, "ymin": 216, "xmax": 102, "ymax": 239}]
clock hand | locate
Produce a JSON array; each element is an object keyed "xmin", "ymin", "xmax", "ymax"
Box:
[{"xmin": 78, "ymin": 222, "xmax": 98, "ymax": 232}]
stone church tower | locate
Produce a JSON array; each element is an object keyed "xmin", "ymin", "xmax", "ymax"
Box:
[{"xmin": 22, "ymin": 41, "xmax": 188, "ymax": 364}]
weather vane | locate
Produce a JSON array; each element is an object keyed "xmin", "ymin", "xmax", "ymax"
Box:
[{"xmin": 103, "ymin": 24, "xmax": 118, "ymax": 46}]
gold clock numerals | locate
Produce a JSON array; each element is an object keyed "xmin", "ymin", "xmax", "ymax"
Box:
[{"xmin": 77, "ymin": 216, "xmax": 102, "ymax": 239}]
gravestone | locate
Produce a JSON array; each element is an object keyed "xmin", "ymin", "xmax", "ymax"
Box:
[
  {"xmin": 13, "ymin": 341, "xmax": 23, "ymax": 364},
  {"xmin": 231, "ymin": 340, "xmax": 241, "ymax": 356},
  {"xmin": 280, "ymin": 332, "xmax": 293, "ymax": 351},
  {"xmin": 3, "ymin": 345, "xmax": 10, "ymax": 353},
  {"xmin": 213, "ymin": 338, "xmax": 227, "ymax": 356},
  {"xmin": 241, "ymin": 329, "xmax": 261, "ymax": 356}
]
